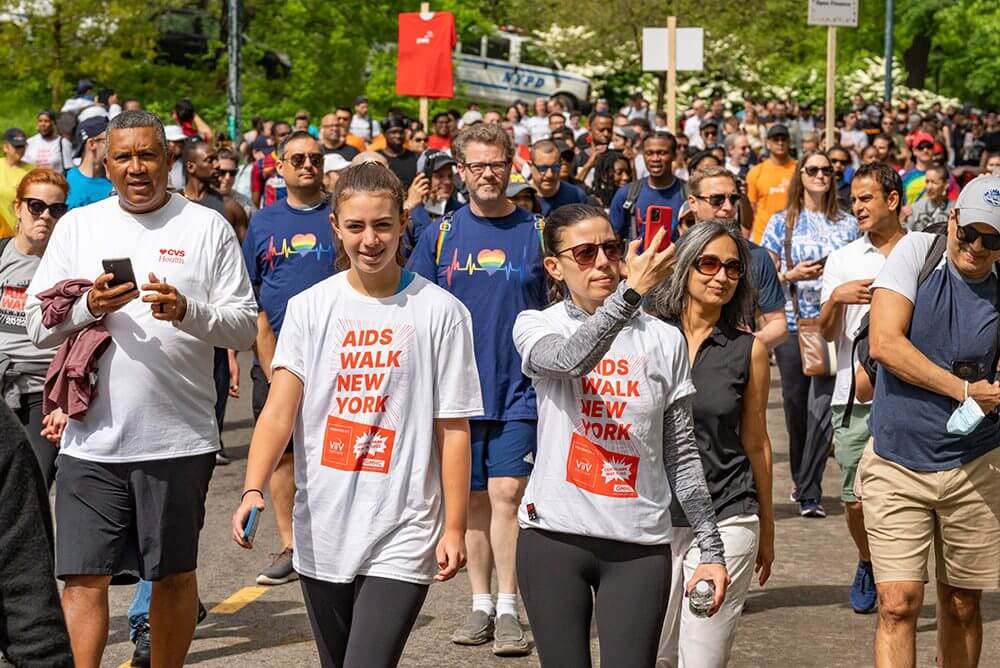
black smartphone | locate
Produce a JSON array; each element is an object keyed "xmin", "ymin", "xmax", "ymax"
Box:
[
  {"xmin": 102, "ymin": 258, "xmax": 137, "ymax": 289},
  {"xmin": 814, "ymin": 255, "xmax": 830, "ymax": 267}
]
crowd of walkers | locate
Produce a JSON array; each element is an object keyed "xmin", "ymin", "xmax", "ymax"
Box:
[{"xmin": 1, "ymin": 81, "xmax": 1000, "ymax": 668}]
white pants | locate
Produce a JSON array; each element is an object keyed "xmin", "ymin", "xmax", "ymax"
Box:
[{"xmin": 656, "ymin": 514, "xmax": 760, "ymax": 668}]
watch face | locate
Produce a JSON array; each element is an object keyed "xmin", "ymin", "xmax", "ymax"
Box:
[{"xmin": 624, "ymin": 288, "xmax": 642, "ymax": 306}]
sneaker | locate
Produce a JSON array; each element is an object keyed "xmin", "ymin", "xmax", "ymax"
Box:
[
  {"xmin": 789, "ymin": 486, "xmax": 799, "ymax": 503},
  {"xmin": 850, "ymin": 561, "xmax": 877, "ymax": 614},
  {"xmin": 215, "ymin": 449, "xmax": 231, "ymax": 466},
  {"xmin": 451, "ymin": 609, "xmax": 494, "ymax": 646},
  {"xmin": 799, "ymin": 501, "xmax": 826, "ymax": 518},
  {"xmin": 131, "ymin": 623, "xmax": 151, "ymax": 667},
  {"xmin": 198, "ymin": 600, "xmax": 208, "ymax": 624},
  {"xmin": 256, "ymin": 547, "xmax": 298, "ymax": 585},
  {"xmin": 493, "ymin": 613, "xmax": 530, "ymax": 657}
]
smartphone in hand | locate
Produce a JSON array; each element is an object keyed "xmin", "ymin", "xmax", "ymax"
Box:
[
  {"xmin": 242, "ymin": 506, "xmax": 260, "ymax": 545},
  {"xmin": 643, "ymin": 206, "xmax": 673, "ymax": 252},
  {"xmin": 101, "ymin": 258, "xmax": 137, "ymax": 288}
]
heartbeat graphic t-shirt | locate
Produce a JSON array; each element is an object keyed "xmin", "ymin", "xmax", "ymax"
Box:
[
  {"xmin": 396, "ymin": 12, "xmax": 457, "ymax": 99},
  {"xmin": 409, "ymin": 204, "xmax": 546, "ymax": 421},
  {"xmin": 242, "ymin": 198, "xmax": 336, "ymax": 335},
  {"xmin": 272, "ymin": 271, "xmax": 483, "ymax": 584},
  {"xmin": 513, "ymin": 304, "xmax": 695, "ymax": 544}
]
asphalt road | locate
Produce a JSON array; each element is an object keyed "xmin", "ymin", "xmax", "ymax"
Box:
[{"xmin": 92, "ymin": 356, "xmax": 1000, "ymax": 667}]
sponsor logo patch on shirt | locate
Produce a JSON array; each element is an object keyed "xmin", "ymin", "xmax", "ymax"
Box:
[{"xmin": 159, "ymin": 248, "xmax": 186, "ymax": 264}]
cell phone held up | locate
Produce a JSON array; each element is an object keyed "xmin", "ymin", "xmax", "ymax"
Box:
[
  {"xmin": 101, "ymin": 258, "xmax": 137, "ymax": 289},
  {"xmin": 643, "ymin": 206, "xmax": 673, "ymax": 253}
]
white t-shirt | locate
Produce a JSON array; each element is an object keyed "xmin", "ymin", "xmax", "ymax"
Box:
[
  {"xmin": 272, "ymin": 271, "xmax": 484, "ymax": 584},
  {"xmin": 24, "ymin": 134, "xmax": 72, "ymax": 172},
  {"xmin": 820, "ymin": 233, "xmax": 889, "ymax": 406},
  {"xmin": 871, "ymin": 232, "xmax": 948, "ymax": 303},
  {"xmin": 25, "ymin": 194, "xmax": 257, "ymax": 462},
  {"xmin": 525, "ymin": 115, "xmax": 551, "ymax": 145},
  {"xmin": 512, "ymin": 304, "xmax": 696, "ymax": 545}
]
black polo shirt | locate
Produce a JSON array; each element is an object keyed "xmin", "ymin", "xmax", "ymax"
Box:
[{"xmin": 669, "ymin": 320, "xmax": 759, "ymax": 527}]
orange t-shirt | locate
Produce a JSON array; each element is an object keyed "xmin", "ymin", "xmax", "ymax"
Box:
[
  {"xmin": 747, "ymin": 159, "xmax": 796, "ymax": 243},
  {"xmin": 345, "ymin": 134, "xmax": 366, "ymax": 152}
]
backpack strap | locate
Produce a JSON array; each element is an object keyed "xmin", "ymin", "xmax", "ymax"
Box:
[
  {"xmin": 434, "ymin": 211, "xmax": 457, "ymax": 266},
  {"xmin": 622, "ymin": 179, "xmax": 643, "ymax": 241},
  {"xmin": 532, "ymin": 214, "xmax": 546, "ymax": 254},
  {"xmin": 840, "ymin": 233, "xmax": 948, "ymax": 428},
  {"xmin": 0, "ymin": 236, "xmax": 12, "ymax": 260}
]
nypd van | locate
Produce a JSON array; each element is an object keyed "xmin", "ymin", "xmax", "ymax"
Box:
[{"xmin": 455, "ymin": 28, "xmax": 591, "ymax": 111}]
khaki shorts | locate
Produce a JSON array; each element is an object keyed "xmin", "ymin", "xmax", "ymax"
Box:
[{"xmin": 858, "ymin": 444, "xmax": 1000, "ymax": 590}]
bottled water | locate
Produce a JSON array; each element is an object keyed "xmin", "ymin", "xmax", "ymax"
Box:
[{"xmin": 689, "ymin": 580, "xmax": 714, "ymax": 617}]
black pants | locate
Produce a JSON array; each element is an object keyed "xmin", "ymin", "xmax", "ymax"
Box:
[
  {"xmin": 299, "ymin": 574, "xmax": 428, "ymax": 668},
  {"xmin": 213, "ymin": 347, "xmax": 230, "ymax": 436},
  {"xmin": 517, "ymin": 528, "xmax": 672, "ymax": 668},
  {"xmin": 773, "ymin": 333, "xmax": 834, "ymax": 503},
  {"xmin": 15, "ymin": 392, "xmax": 57, "ymax": 491}
]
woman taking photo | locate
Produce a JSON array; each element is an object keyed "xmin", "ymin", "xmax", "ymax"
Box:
[
  {"xmin": 652, "ymin": 220, "xmax": 775, "ymax": 668},
  {"xmin": 512, "ymin": 203, "xmax": 728, "ymax": 668},
  {"xmin": 760, "ymin": 151, "xmax": 858, "ymax": 518},
  {"xmin": 232, "ymin": 164, "xmax": 482, "ymax": 668},
  {"xmin": 0, "ymin": 167, "xmax": 69, "ymax": 489}
]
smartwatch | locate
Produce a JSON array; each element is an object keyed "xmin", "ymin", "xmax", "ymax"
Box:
[{"xmin": 623, "ymin": 286, "xmax": 642, "ymax": 307}]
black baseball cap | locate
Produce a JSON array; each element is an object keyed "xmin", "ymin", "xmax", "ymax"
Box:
[
  {"xmin": 416, "ymin": 149, "xmax": 456, "ymax": 174},
  {"xmin": 767, "ymin": 124, "xmax": 790, "ymax": 138},
  {"xmin": 3, "ymin": 128, "xmax": 26, "ymax": 147},
  {"xmin": 354, "ymin": 95, "xmax": 369, "ymax": 106},
  {"xmin": 701, "ymin": 118, "xmax": 720, "ymax": 131},
  {"xmin": 554, "ymin": 140, "xmax": 576, "ymax": 162},
  {"xmin": 74, "ymin": 116, "xmax": 109, "ymax": 157}
]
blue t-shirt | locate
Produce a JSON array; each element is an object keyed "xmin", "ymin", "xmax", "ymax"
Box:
[
  {"xmin": 869, "ymin": 234, "xmax": 1000, "ymax": 471},
  {"xmin": 608, "ymin": 178, "xmax": 686, "ymax": 245},
  {"xmin": 749, "ymin": 241, "xmax": 785, "ymax": 314},
  {"xmin": 65, "ymin": 167, "xmax": 113, "ymax": 209},
  {"xmin": 408, "ymin": 204, "xmax": 546, "ymax": 421},
  {"xmin": 241, "ymin": 198, "xmax": 336, "ymax": 334},
  {"xmin": 404, "ymin": 194, "xmax": 462, "ymax": 259},
  {"xmin": 539, "ymin": 181, "xmax": 588, "ymax": 216}
]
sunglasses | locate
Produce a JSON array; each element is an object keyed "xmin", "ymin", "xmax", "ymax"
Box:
[
  {"xmin": 956, "ymin": 224, "xmax": 1000, "ymax": 251},
  {"xmin": 694, "ymin": 193, "xmax": 741, "ymax": 207},
  {"xmin": 23, "ymin": 197, "xmax": 68, "ymax": 219},
  {"xmin": 556, "ymin": 240, "xmax": 626, "ymax": 266},
  {"xmin": 218, "ymin": 168, "xmax": 238, "ymax": 177},
  {"xmin": 803, "ymin": 166, "xmax": 834, "ymax": 177},
  {"xmin": 412, "ymin": 136, "xmax": 428, "ymax": 142},
  {"xmin": 916, "ymin": 142, "xmax": 934, "ymax": 151},
  {"xmin": 285, "ymin": 152, "xmax": 323, "ymax": 169},
  {"xmin": 694, "ymin": 254, "xmax": 745, "ymax": 280},
  {"xmin": 534, "ymin": 164, "xmax": 561, "ymax": 174}
]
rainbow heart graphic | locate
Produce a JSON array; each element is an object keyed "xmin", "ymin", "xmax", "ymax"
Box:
[
  {"xmin": 477, "ymin": 249, "xmax": 507, "ymax": 275},
  {"xmin": 290, "ymin": 233, "xmax": 317, "ymax": 252}
]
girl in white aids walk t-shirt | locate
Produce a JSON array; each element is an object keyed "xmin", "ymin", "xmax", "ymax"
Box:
[
  {"xmin": 511, "ymin": 204, "xmax": 728, "ymax": 668},
  {"xmin": 232, "ymin": 164, "xmax": 482, "ymax": 668}
]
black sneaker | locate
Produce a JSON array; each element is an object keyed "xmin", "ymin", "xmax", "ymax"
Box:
[
  {"xmin": 198, "ymin": 600, "xmax": 208, "ymax": 624},
  {"xmin": 131, "ymin": 623, "xmax": 151, "ymax": 667}
]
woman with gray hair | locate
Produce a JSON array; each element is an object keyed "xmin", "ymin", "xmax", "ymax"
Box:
[{"xmin": 653, "ymin": 221, "xmax": 775, "ymax": 668}]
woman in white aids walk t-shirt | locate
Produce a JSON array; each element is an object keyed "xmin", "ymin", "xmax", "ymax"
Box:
[
  {"xmin": 512, "ymin": 204, "xmax": 728, "ymax": 668},
  {"xmin": 232, "ymin": 164, "xmax": 483, "ymax": 668}
]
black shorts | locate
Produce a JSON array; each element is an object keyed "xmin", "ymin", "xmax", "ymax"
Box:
[
  {"xmin": 54, "ymin": 452, "xmax": 215, "ymax": 583},
  {"xmin": 252, "ymin": 365, "xmax": 294, "ymax": 455}
]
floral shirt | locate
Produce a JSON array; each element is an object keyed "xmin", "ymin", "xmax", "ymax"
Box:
[{"xmin": 760, "ymin": 209, "xmax": 859, "ymax": 332}]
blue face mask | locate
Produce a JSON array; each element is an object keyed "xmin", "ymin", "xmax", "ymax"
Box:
[{"xmin": 947, "ymin": 395, "xmax": 985, "ymax": 436}]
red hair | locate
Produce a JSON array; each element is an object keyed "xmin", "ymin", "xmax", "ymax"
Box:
[{"xmin": 15, "ymin": 168, "xmax": 69, "ymax": 203}]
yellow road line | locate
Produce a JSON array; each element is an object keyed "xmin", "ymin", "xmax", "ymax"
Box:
[{"xmin": 210, "ymin": 585, "xmax": 270, "ymax": 614}]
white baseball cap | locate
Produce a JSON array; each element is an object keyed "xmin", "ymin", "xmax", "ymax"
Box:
[
  {"xmin": 163, "ymin": 124, "xmax": 186, "ymax": 142},
  {"xmin": 956, "ymin": 175, "xmax": 1000, "ymax": 233},
  {"xmin": 323, "ymin": 153, "xmax": 350, "ymax": 174}
]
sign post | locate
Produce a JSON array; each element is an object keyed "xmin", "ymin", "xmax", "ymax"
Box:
[
  {"xmin": 641, "ymin": 23, "xmax": 703, "ymax": 133},
  {"xmin": 808, "ymin": 0, "xmax": 859, "ymax": 148},
  {"xmin": 226, "ymin": 0, "xmax": 240, "ymax": 143},
  {"xmin": 419, "ymin": 2, "xmax": 430, "ymax": 131}
]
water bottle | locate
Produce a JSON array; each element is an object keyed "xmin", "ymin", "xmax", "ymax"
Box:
[{"xmin": 688, "ymin": 580, "xmax": 714, "ymax": 617}]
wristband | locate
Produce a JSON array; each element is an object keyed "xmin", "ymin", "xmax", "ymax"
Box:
[{"xmin": 241, "ymin": 488, "xmax": 264, "ymax": 502}]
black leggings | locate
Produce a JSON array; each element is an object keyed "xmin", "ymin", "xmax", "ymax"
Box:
[
  {"xmin": 15, "ymin": 392, "xmax": 56, "ymax": 491},
  {"xmin": 517, "ymin": 528, "xmax": 672, "ymax": 668},
  {"xmin": 299, "ymin": 574, "xmax": 428, "ymax": 668}
]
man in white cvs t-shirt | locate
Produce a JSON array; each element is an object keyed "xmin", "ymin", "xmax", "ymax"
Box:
[{"xmin": 25, "ymin": 110, "xmax": 257, "ymax": 667}]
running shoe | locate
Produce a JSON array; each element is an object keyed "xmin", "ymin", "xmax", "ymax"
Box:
[
  {"xmin": 850, "ymin": 560, "xmax": 877, "ymax": 614},
  {"xmin": 198, "ymin": 600, "xmax": 208, "ymax": 624},
  {"xmin": 215, "ymin": 449, "xmax": 231, "ymax": 466},
  {"xmin": 451, "ymin": 609, "xmax": 494, "ymax": 646},
  {"xmin": 799, "ymin": 501, "xmax": 827, "ymax": 518},
  {"xmin": 493, "ymin": 613, "xmax": 530, "ymax": 656},
  {"xmin": 256, "ymin": 547, "xmax": 297, "ymax": 585},
  {"xmin": 131, "ymin": 623, "xmax": 151, "ymax": 667},
  {"xmin": 789, "ymin": 486, "xmax": 798, "ymax": 503}
]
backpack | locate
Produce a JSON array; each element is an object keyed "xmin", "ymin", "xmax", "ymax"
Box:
[
  {"xmin": 622, "ymin": 178, "xmax": 689, "ymax": 241},
  {"xmin": 433, "ymin": 210, "xmax": 546, "ymax": 267},
  {"xmin": 841, "ymin": 233, "xmax": 946, "ymax": 427}
]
